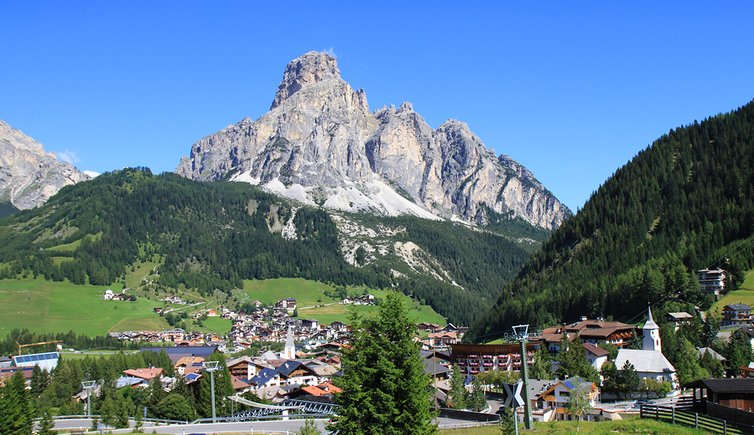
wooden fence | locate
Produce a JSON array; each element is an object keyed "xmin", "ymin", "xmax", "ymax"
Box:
[{"xmin": 640, "ymin": 400, "xmax": 754, "ymax": 434}]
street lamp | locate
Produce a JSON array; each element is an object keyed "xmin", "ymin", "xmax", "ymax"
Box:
[
  {"xmin": 512, "ymin": 324, "xmax": 533, "ymax": 430},
  {"xmin": 204, "ymin": 361, "xmax": 220, "ymax": 423},
  {"xmin": 81, "ymin": 380, "xmax": 96, "ymax": 418}
]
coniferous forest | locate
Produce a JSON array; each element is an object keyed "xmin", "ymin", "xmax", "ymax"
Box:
[
  {"xmin": 0, "ymin": 168, "xmax": 538, "ymax": 326},
  {"xmin": 470, "ymin": 100, "xmax": 754, "ymax": 340}
]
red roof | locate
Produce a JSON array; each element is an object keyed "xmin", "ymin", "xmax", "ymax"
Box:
[{"xmin": 123, "ymin": 368, "xmax": 164, "ymax": 380}]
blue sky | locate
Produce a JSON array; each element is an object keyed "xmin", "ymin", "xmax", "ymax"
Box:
[{"xmin": 2, "ymin": 1, "xmax": 753, "ymax": 211}]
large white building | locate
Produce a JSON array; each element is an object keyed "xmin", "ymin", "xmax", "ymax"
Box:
[
  {"xmin": 615, "ymin": 307, "xmax": 677, "ymax": 388},
  {"xmin": 12, "ymin": 352, "xmax": 60, "ymax": 371}
]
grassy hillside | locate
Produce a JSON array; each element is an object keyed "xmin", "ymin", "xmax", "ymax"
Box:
[
  {"xmin": 297, "ymin": 289, "xmax": 445, "ymax": 325},
  {"xmin": 0, "ymin": 276, "xmax": 445, "ymax": 337},
  {"xmin": 711, "ymin": 269, "xmax": 754, "ymax": 314},
  {"xmin": 239, "ymin": 278, "xmax": 446, "ymax": 325},
  {"xmin": 240, "ymin": 278, "xmax": 338, "ymax": 307},
  {"xmin": 0, "ymin": 278, "xmax": 167, "ymax": 337},
  {"xmin": 0, "ymin": 168, "xmax": 538, "ymax": 326}
]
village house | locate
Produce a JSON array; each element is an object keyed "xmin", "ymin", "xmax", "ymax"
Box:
[
  {"xmin": 123, "ymin": 367, "xmax": 164, "ymax": 384},
  {"xmin": 666, "ymin": 312, "xmax": 694, "ymax": 331},
  {"xmin": 698, "ymin": 268, "xmax": 726, "ymax": 296},
  {"xmin": 174, "ymin": 356, "xmax": 204, "ymax": 376},
  {"xmin": 582, "ymin": 343, "xmax": 609, "ymax": 372},
  {"xmin": 426, "ymin": 331, "xmax": 459, "ymax": 349},
  {"xmin": 531, "ymin": 376, "xmax": 599, "ymax": 422},
  {"xmin": 540, "ymin": 317, "xmax": 636, "ymax": 351},
  {"xmin": 275, "ymin": 298, "xmax": 297, "ymax": 314},
  {"xmin": 722, "ymin": 304, "xmax": 753, "ymax": 327}
]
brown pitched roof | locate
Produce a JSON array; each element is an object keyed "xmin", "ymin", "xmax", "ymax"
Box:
[{"xmin": 583, "ymin": 343, "xmax": 609, "ymax": 357}]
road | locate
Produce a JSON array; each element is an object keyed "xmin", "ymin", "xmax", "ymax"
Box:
[{"xmin": 54, "ymin": 417, "xmax": 492, "ymax": 433}]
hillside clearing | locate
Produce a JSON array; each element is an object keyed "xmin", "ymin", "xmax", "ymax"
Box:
[{"xmin": 711, "ymin": 269, "xmax": 754, "ymax": 314}]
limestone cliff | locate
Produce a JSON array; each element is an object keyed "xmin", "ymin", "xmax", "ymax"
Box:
[{"xmin": 177, "ymin": 51, "xmax": 569, "ymax": 229}]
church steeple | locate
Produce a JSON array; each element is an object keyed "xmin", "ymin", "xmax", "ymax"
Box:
[
  {"xmin": 642, "ymin": 305, "xmax": 661, "ymax": 351},
  {"xmin": 284, "ymin": 325, "xmax": 296, "ymax": 360}
]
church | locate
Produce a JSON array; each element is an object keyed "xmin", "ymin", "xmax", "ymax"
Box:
[{"xmin": 614, "ymin": 307, "xmax": 677, "ymax": 388}]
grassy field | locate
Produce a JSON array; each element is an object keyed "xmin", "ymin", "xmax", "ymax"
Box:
[
  {"xmin": 0, "ymin": 278, "xmax": 168, "ymax": 337},
  {"xmin": 241, "ymin": 278, "xmax": 446, "ymax": 326},
  {"xmin": 711, "ymin": 269, "xmax": 754, "ymax": 314},
  {"xmin": 124, "ymin": 260, "xmax": 160, "ymax": 289},
  {"xmin": 241, "ymin": 278, "xmax": 340, "ymax": 307},
  {"xmin": 441, "ymin": 418, "xmax": 708, "ymax": 434},
  {"xmin": 0, "ymin": 275, "xmax": 445, "ymax": 337},
  {"xmin": 298, "ymin": 289, "xmax": 445, "ymax": 325},
  {"xmin": 197, "ymin": 316, "xmax": 233, "ymax": 334},
  {"xmin": 59, "ymin": 349, "xmax": 139, "ymax": 360}
]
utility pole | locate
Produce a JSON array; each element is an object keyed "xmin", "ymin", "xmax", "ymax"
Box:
[
  {"xmin": 512, "ymin": 324, "xmax": 533, "ymax": 430},
  {"xmin": 204, "ymin": 361, "xmax": 220, "ymax": 423},
  {"xmin": 81, "ymin": 380, "xmax": 96, "ymax": 418}
]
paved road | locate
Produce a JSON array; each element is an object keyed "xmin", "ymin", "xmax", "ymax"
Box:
[{"xmin": 54, "ymin": 417, "xmax": 491, "ymax": 433}]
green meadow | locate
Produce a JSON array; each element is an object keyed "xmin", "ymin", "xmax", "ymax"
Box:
[
  {"xmin": 241, "ymin": 278, "xmax": 446, "ymax": 326},
  {"xmin": 0, "ymin": 278, "xmax": 167, "ymax": 337},
  {"xmin": 241, "ymin": 278, "xmax": 340, "ymax": 307},
  {"xmin": 711, "ymin": 269, "xmax": 754, "ymax": 314},
  {"xmin": 297, "ymin": 289, "xmax": 446, "ymax": 325}
]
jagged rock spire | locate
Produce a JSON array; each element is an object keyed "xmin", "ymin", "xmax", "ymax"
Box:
[
  {"xmin": 271, "ymin": 51, "xmax": 342, "ymax": 110},
  {"xmin": 176, "ymin": 52, "xmax": 570, "ymax": 230}
]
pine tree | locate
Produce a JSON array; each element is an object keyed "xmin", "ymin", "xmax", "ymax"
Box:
[
  {"xmin": 529, "ymin": 347, "xmax": 553, "ymax": 380},
  {"xmin": 0, "ymin": 370, "xmax": 34, "ymax": 434},
  {"xmin": 38, "ymin": 407, "xmax": 58, "ymax": 435},
  {"xmin": 99, "ymin": 394, "xmax": 117, "ymax": 427},
  {"xmin": 618, "ymin": 361, "xmax": 641, "ymax": 392},
  {"xmin": 133, "ymin": 410, "xmax": 144, "ymax": 433},
  {"xmin": 498, "ymin": 406, "xmax": 516, "ymax": 434},
  {"xmin": 674, "ymin": 338, "xmax": 709, "ymax": 384},
  {"xmin": 465, "ymin": 377, "xmax": 487, "ymax": 412},
  {"xmin": 699, "ymin": 349, "xmax": 724, "ymax": 378},
  {"xmin": 727, "ymin": 328, "xmax": 753, "ymax": 371},
  {"xmin": 145, "ymin": 376, "xmax": 166, "ymax": 417},
  {"xmin": 298, "ymin": 417, "xmax": 321, "ymax": 435},
  {"xmin": 447, "ymin": 364, "xmax": 467, "ymax": 409},
  {"xmin": 156, "ymin": 393, "xmax": 196, "ymax": 421},
  {"xmin": 31, "ymin": 365, "xmax": 51, "ymax": 398},
  {"xmin": 332, "ymin": 292, "xmax": 437, "ymax": 434}
]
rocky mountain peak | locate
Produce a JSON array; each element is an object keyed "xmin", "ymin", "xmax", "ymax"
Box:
[
  {"xmin": 177, "ymin": 52, "xmax": 570, "ymax": 230},
  {"xmin": 271, "ymin": 51, "xmax": 342, "ymax": 110},
  {"xmin": 0, "ymin": 120, "xmax": 90, "ymax": 210}
]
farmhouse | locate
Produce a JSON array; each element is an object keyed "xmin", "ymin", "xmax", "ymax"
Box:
[{"xmin": 541, "ymin": 317, "xmax": 636, "ymax": 351}]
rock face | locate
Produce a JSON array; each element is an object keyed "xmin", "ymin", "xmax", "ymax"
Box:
[
  {"xmin": 177, "ymin": 51, "xmax": 569, "ymax": 229},
  {"xmin": 0, "ymin": 120, "xmax": 90, "ymax": 210}
]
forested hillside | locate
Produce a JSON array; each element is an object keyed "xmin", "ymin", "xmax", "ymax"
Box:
[
  {"xmin": 0, "ymin": 201, "xmax": 18, "ymax": 218},
  {"xmin": 470, "ymin": 100, "xmax": 754, "ymax": 340},
  {"xmin": 0, "ymin": 168, "xmax": 536, "ymax": 325}
]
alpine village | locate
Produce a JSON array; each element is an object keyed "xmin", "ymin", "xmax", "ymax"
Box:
[{"xmin": 2, "ymin": 15, "xmax": 754, "ymax": 435}]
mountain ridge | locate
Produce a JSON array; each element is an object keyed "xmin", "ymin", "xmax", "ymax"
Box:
[
  {"xmin": 0, "ymin": 120, "xmax": 90, "ymax": 210},
  {"xmin": 177, "ymin": 51, "xmax": 569, "ymax": 230},
  {"xmin": 469, "ymin": 99, "xmax": 754, "ymax": 340}
]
